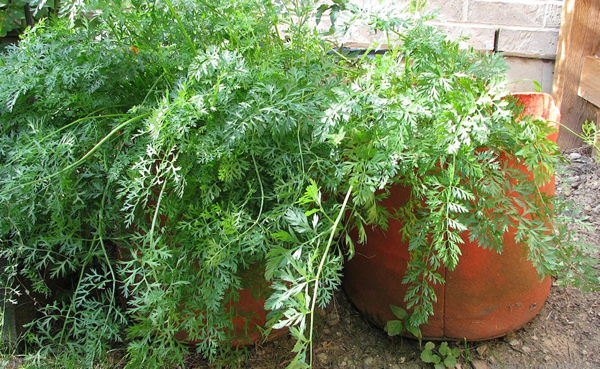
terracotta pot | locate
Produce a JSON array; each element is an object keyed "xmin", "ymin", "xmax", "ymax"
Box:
[
  {"xmin": 343, "ymin": 92, "xmax": 560, "ymax": 341},
  {"xmin": 117, "ymin": 244, "xmax": 280, "ymax": 347},
  {"xmin": 171, "ymin": 264, "xmax": 276, "ymax": 346}
]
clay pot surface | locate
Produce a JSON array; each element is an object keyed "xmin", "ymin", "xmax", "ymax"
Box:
[{"xmin": 343, "ymin": 93, "xmax": 559, "ymax": 341}]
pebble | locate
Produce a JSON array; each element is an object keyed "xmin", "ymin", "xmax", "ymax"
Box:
[
  {"xmin": 508, "ymin": 339, "xmax": 520, "ymax": 347},
  {"xmin": 522, "ymin": 346, "xmax": 531, "ymax": 353},
  {"xmin": 471, "ymin": 359, "xmax": 490, "ymax": 369},
  {"xmin": 593, "ymin": 204, "xmax": 600, "ymax": 213},
  {"xmin": 326, "ymin": 312, "xmax": 340, "ymax": 326},
  {"xmin": 363, "ymin": 357, "xmax": 375, "ymax": 367},
  {"xmin": 317, "ymin": 353, "xmax": 328, "ymax": 363},
  {"xmin": 317, "ymin": 308, "xmax": 327, "ymax": 318},
  {"xmin": 476, "ymin": 344, "xmax": 488, "ymax": 356},
  {"xmin": 568, "ymin": 153, "xmax": 582, "ymax": 161}
]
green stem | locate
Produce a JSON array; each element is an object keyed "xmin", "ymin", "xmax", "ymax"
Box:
[
  {"xmin": 39, "ymin": 111, "xmax": 128, "ymax": 143},
  {"xmin": 308, "ymin": 185, "xmax": 353, "ymax": 367},
  {"xmin": 230, "ymin": 153, "xmax": 265, "ymax": 244},
  {"xmin": 164, "ymin": 0, "xmax": 197, "ymax": 56},
  {"xmin": 148, "ymin": 174, "xmax": 168, "ymax": 285},
  {"xmin": 98, "ymin": 180, "xmax": 117, "ymax": 310},
  {"xmin": 9, "ymin": 112, "xmax": 150, "ymax": 192},
  {"xmin": 149, "ymin": 177, "xmax": 168, "ymax": 245}
]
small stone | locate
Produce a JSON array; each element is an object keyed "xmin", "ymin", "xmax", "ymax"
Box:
[
  {"xmin": 508, "ymin": 339, "xmax": 520, "ymax": 347},
  {"xmin": 476, "ymin": 344, "xmax": 488, "ymax": 356},
  {"xmin": 317, "ymin": 308, "xmax": 327, "ymax": 318},
  {"xmin": 544, "ymin": 355, "xmax": 551, "ymax": 362},
  {"xmin": 593, "ymin": 204, "xmax": 600, "ymax": 213},
  {"xmin": 522, "ymin": 346, "xmax": 531, "ymax": 353},
  {"xmin": 582, "ymin": 350, "xmax": 589, "ymax": 356},
  {"xmin": 322, "ymin": 328, "xmax": 331, "ymax": 335},
  {"xmin": 568, "ymin": 152, "xmax": 582, "ymax": 161},
  {"xmin": 317, "ymin": 353, "xmax": 328, "ymax": 363},
  {"xmin": 532, "ymin": 335, "xmax": 539, "ymax": 341},
  {"xmin": 471, "ymin": 359, "xmax": 490, "ymax": 369},
  {"xmin": 363, "ymin": 357, "xmax": 375, "ymax": 367},
  {"xmin": 326, "ymin": 312, "xmax": 340, "ymax": 326}
]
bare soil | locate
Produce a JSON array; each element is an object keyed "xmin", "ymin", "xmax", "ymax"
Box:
[{"xmin": 188, "ymin": 150, "xmax": 600, "ymax": 369}]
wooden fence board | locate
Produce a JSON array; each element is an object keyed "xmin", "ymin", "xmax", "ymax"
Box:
[
  {"xmin": 578, "ymin": 56, "xmax": 600, "ymax": 108},
  {"xmin": 552, "ymin": 0, "xmax": 600, "ymax": 150}
]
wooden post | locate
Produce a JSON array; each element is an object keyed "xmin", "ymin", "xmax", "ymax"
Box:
[{"xmin": 552, "ymin": 0, "xmax": 600, "ymax": 151}]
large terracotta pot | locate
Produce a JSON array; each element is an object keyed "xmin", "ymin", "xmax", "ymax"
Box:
[{"xmin": 343, "ymin": 92, "xmax": 560, "ymax": 341}]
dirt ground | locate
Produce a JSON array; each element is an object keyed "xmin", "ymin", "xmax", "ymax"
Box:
[{"xmin": 187, "ymin": 149, "xmax": 600, "ymax": 369}]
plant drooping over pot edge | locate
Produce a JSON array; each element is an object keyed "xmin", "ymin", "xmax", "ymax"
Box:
[{"xmin": 0, "ymin": 0, "xmax": 597, "ymax": 367}]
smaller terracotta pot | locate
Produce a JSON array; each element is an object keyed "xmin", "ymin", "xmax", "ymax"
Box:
[
  {"xmin": 117, "ymin": 245, "xmax": 280, "ymax": 347},
  {"xmin": 343, "ymin": 92, "xmax": 559, "ymax": 341},
  {"xmin": 171, "ymin": 264, "xmax": 276, "ymax": 346}
]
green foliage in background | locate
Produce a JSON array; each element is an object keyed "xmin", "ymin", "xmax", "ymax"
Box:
[
  {"xmin": 0, "ymin": 0, "xmax": 55, "ymax": 37},
  {"xmin": 0, "ymin": 0, "xmax": 597, "ymax": 368}
]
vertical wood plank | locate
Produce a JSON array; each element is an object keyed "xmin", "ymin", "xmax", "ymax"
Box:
[
  {"xmin": 578, "ymin": 56, "xmax": 600, "ymax": 108},
  {"xmin": 552, "ymin": 0, "xmax": 600, "ymax": 150}
]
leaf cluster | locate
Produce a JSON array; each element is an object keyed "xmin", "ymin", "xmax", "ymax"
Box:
[
  {"xmin": 420, "ymin": 341, "xmax": 461, "ymax": 369},
  {"xmin": 0, "ymin": 0, "xmax": 56, "ymax": 38}
]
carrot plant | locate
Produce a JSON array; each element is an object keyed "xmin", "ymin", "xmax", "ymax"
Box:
[{"xmin": 0, "ymin": 0, "xmax": 597, "ymax": 368}]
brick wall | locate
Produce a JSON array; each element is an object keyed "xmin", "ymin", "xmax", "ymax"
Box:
[
  {"xmin": 319, "ymin": 1, "xmax": 563, "ymax": 92},
  {"xmin": 426, "ymin": 0, "xmax": 562, "ymax": 59},
  {"xmin": 426, "ymin": 0, "xmax": 562, "ymax": 92}
]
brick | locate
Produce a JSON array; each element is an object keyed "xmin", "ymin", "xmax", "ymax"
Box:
[
  {"xmin": 433, "ymin": 23, "xmax": 497, "ymax": 51},
  {"xmin": 467, "ymin": 1, "xmax": 546, "ymax": 28},
  {"xmin": 504, "ymin": 56, "xmax": 556, "ymax": 93},
  {"xmin": 425, "ymin": 0, "xmax": 464, "ymax": 22},
  {"xmin": 544, "ymin": 4, "xmax": 563, "ymax": 28},
  {"xmin": 498, "ymin": 28, "xmax": 559, "ymax": 59}
]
